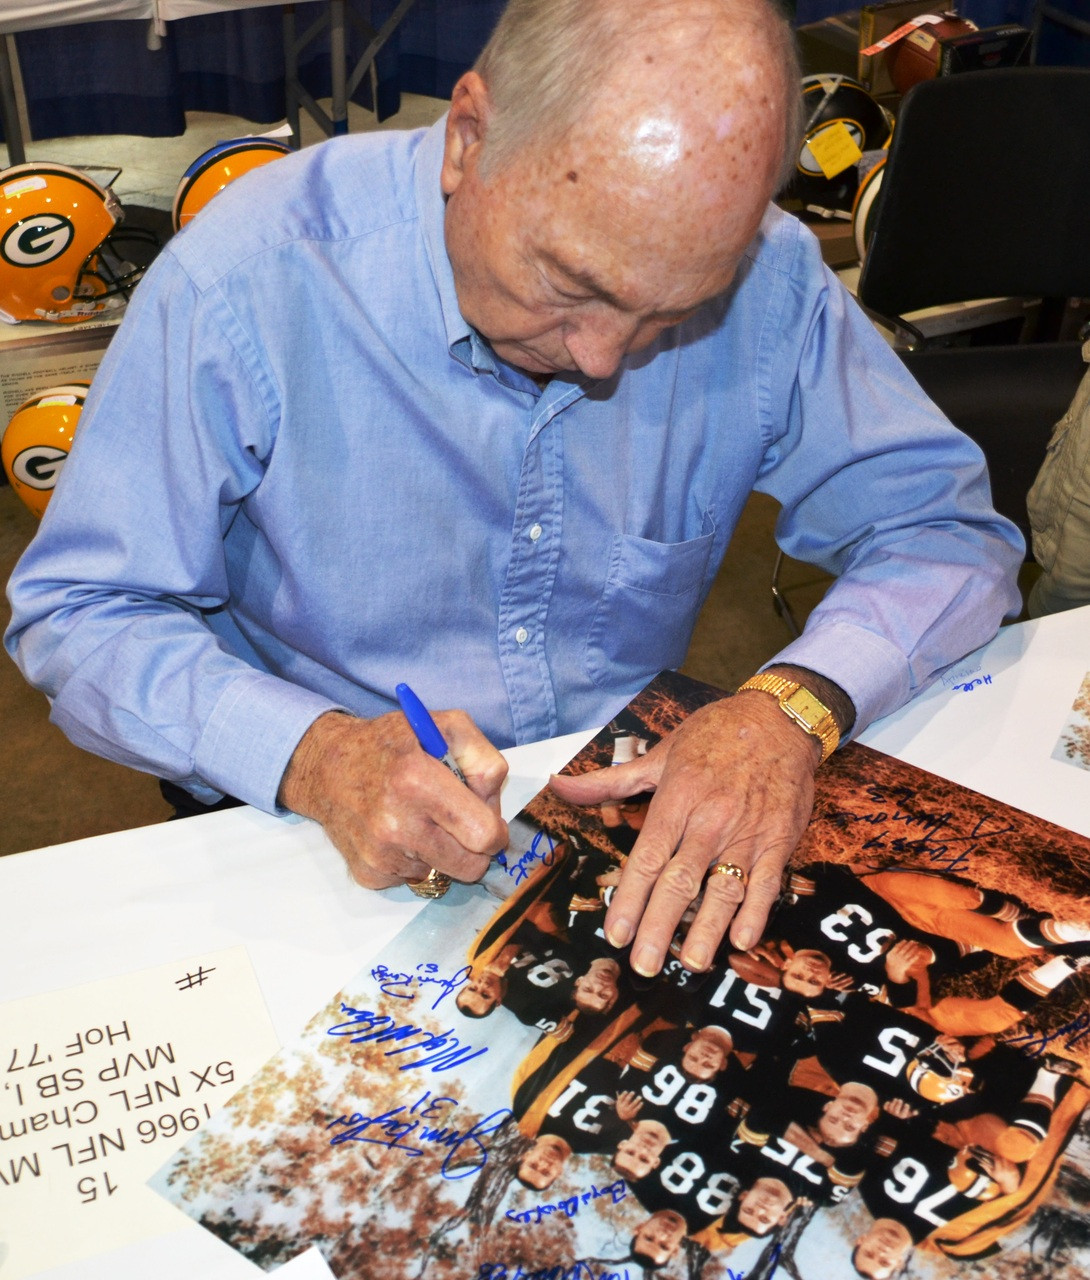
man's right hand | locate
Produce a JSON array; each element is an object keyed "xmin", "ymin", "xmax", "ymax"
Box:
[{"xmin": 278, "ymin": 709, "xmax": 509, "ymax": 889}]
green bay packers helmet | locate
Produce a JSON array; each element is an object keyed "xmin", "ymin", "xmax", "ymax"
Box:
[
  {"xmin": 906, "ymin": 1040, "xmax": 975, "ymax": 1105},
  {"xmin": 2, "ymin": 382, "xmax": 89, "ymax": 518},
  {"xmin": 851, "ymin": 153, "xmax": 887, "ymax": 262},
  {"xmin": 172, "ymin": 136, "xmax": 293, "ymax": 233},
  {"xmin": 0, "ymin": 166, "xmax": 146, "ymax": 324},
  {"xmin": 948, "ymin": 1145, "xmax": 1002, "ymax": 1202},
  {"xmin": 790, "ymin": 75, "xmax": 894, "ymax": 218}
]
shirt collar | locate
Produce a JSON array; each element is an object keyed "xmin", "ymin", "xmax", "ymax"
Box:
[
  {"xmin": 413, "ymin": 115, "xmax": 590, "ymax": 403},
  {"xmin": 414, "ymin": 115, "xmax": 478, "ymax": 369}
]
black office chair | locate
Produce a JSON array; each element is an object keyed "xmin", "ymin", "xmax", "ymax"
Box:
[
  {"xmin": 857, "ymin": 68, "xmax": 1090, "ymax": 333},
  {"xmin": 773, "ymin": 67, "xmax": 1090, "ymax": 636}
]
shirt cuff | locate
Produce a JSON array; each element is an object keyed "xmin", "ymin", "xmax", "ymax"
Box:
[
  {"xmin": 194, "ymin": 671, "xmax": 347, "ymax": 814},
  {"xmin": 761, "ymin": 622, "xmax": 913, "ymax": 744}
]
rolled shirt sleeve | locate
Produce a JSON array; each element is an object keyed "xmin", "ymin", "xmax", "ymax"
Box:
[
  {"xmin": 744, "ymin": 217, "xmax": 1024, "ymax": 733},
  {"xmin": 5, "ymin": 253, "xmax": 345, "ymax": 812}
]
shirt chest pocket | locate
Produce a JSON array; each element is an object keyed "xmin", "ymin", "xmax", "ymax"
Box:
[{"xmin": 585, "ymin": 526, "xmax": 716, "ymax": 692}]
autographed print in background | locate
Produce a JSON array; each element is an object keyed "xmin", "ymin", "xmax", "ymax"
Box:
[
  {"xmin": 1052, "ymin": 672, "xmax": 1090, "ymax": 773},
  {"xmin": 151, "ymin": 672, "xmax": 1090, "ymax": 1280}
]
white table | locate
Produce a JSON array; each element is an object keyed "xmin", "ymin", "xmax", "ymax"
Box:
[
  {"xmin": 0, "ymin": 1, "xmax": 154, "ymax": 30},
  {"xmin": 2, "ymin": 606, "xmax": 1089, "ymax": 1277},
  {"xmin": 0, "ymin": 2, "xmax": 286, "ymax": 169},
  {"xmin": 857, "ymin": 602, "xmax": 1090, "ymax": 838}
]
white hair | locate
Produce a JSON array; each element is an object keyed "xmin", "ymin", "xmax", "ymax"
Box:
[{"xmin": 474, "ymin": 0, "xmax": 803, "ymax": 189}]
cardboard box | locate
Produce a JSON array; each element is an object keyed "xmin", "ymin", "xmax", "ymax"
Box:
[
  {"xmin": 858, "ymin": 1, "xmax": 948, "ymax": 97},
  {"xmin": 939, "ymin": 24, "xmax": 1033, "ymax": 75},
  {"xmin": 0, "ymin": 317, "xmax": 118, "ymax": 426},
  {"xmin": 796, "ymin": 11, "xmax": 864, "ymax": 78},
  {"xmin": 810, "ymin": 218, "xmax": 861, "ymax": 269}
]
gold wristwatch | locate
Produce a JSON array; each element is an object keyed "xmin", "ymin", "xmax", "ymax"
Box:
[{"xmin": 737, "ymin": 673, "xmax": 840, "ymax": 764}]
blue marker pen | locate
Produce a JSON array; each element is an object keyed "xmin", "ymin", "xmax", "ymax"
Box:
[
  {"xmin": 395, "ymin": 682, "xmax": 468, "ymax": 785},
  {"xmin": 395, "ymin": 683, "xmax": 462, "ymax": 899}
]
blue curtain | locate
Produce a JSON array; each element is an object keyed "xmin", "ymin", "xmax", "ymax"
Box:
[
  {"xmin": 2, "ymin": 0, "xmax": 506, "ymax": 144},
  {"xmin": 792, "ymin": 1, "xmax": 1088, "ymax": 65},
  {"xmin": 6, "ymin": 0, "xmax": 1086, "ymax": 146}
]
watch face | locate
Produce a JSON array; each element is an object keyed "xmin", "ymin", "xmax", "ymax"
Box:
[{"xmin": 783, "ymin": 686, "xmax": 830, "ymax": 727}]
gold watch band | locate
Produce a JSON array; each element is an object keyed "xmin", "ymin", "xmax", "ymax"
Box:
[{"xmin": 737, "ymin": 673, "xmax": 840, "ymax": 764}]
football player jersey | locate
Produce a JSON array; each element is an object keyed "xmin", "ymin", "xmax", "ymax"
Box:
[
  {"xmin": 858, "ymin": 1126, "xmax": 1001, "ymax": 1244},
  {"xmin": 728, "ymin": 1084, "xmax": 871, "ymax": 1206},
  {"xmin": 501, "ymin": 923, "xmax": 579, "ymax": 1033},
  {"xmin": 810, "ymin": 993, "xmax": 976, "ymax": 1110},
  {"xmin": 774, "ymin": 863, "xmax": 961, "ymax": 995},
  {"xmin": 673, "ymin": 959, "xmax": 812, "ymax": 1060},
  {"xmin": 626, "ymin": 1027, "xmax": 750, "ymax": 1155},
  {"xmin": 537, "ymin": 1054, "xmax": 632, "ymax": 1155},
  {"xmin": 624, "ymin": 1133, "xmax": 743, "ymax": 1232}
]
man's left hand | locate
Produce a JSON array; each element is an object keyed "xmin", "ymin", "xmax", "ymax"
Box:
[{"xmin": 549, "ymin": 692, "xmax": 822, "ymax": 977}]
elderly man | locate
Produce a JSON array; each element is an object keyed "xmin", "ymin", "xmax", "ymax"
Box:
[{"xmin": 5, "ymin": 0, "xmax": 1021, "ymax": 976}]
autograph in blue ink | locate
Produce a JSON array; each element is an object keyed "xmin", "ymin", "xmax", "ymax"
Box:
[
  {"xmin": 477, "ymin": 1266, "xmax": 631, "ymax": 1280},
  {"xmin": 327, "ymin": 1004, "xmax": 487, "ymax": 1071},
  {"xmin": 326, "ymin": 1089, "xmax": 511, "ymax": 1180},
  {"xmin": 722, "ymin": 1243, "xmax": 780, "ymax": 1280},
  {"xmin": 369, "ymin": 961, "xmax": 471, "ymax": 1010},
  {"xmin": 952, "ymin": 674, "xmax": 992, "ymax": 692},
  {"xmin": 476, "ymin": 1257, "xmax": 774, "ymax": 1280},
  {"xmin": 1004, "ymin": 1011, "xmax": 1090, "ymax": 1058},
  {"xmin": 505, "ymin": 1180, "xmax": 627, "ymax": 1224},
  {"xmin": 496, "ymin": 829, "xmax": 558, "ymax": 886}
]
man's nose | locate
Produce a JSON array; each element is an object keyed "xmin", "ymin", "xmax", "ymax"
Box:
[{"xmin": 563, "ymin": 313, "xmax": 641, "ymax": 380}]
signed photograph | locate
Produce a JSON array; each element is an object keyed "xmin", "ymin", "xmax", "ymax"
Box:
[
  {"xmin": 151, "ymin": 673, "xmax": 1090, "ymax": 1280},
  {"xmin": 1052, "ymin": 672, "xmax": 1090, "ymax": 774}
]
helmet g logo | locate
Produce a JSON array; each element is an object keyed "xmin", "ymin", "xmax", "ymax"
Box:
[
  {"xmin": 12, "ymin": 444, "xmax": 67, "ymax": 490},
  {"xmin": 1, "ymin": 215, "xmax": 75, "ymax": 267}
]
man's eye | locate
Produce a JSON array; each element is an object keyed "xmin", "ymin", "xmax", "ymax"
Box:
[{"xmin": 550, "ymin": 283, "xmax": 591, "ymax": 303}]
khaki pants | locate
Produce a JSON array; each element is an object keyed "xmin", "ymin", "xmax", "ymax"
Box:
[{"xmin": 1027, "ymin": 338, "xmax": 1090, "ymax": 617}]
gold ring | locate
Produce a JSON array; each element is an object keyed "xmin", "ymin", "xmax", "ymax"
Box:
[
  {"xmin": 708, "ymin": 862, "xmax": 748, "ymax": 887},
  {"xmin": 406, "ymin": 868, "xmax": 452, "ymax": 899}
]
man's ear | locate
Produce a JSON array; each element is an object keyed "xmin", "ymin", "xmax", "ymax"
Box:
[{"xmin": 442, "ymin": 71, "xmax": 491, "ymax": 196}]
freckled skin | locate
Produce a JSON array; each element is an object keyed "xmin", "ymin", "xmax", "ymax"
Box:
[{"xmin": 441, "ymin": 8, "xmax": 787, "ymax": 380}]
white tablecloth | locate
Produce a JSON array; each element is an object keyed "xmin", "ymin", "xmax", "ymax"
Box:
[
  {"xmin": 0, "ymin": 0, "xmax": 152, "ymax": 34},
  {"xmin": 0, "ymin": 0, "xmax": 287, "ymax": 36},
  {"xmin": 3, "ymin": 606, "xmax": 1089, "ymax": 1277}
]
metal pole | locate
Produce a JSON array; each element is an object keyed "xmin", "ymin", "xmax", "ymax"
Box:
[
  {"xmin": 330, "ymin": 0, "xmax": 347, "ymax": 136},
  {"xmin": 0, "ymin": 35, "xmax": 26, "ymax": 167}
]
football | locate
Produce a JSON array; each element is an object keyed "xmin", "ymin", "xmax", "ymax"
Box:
[{"xmin": 887, "ymin": 16, "xmax": 978, "ymax": 95}]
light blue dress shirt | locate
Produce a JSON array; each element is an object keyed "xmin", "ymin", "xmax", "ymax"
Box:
[{"xmin": 5, "ymin": 119, "xmax": 1023, "ymax": 812}]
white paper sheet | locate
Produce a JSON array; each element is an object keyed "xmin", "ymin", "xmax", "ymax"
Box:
[{"xmin": 0, "ymin": 947, "xmax": 279, "ymax": 1278}]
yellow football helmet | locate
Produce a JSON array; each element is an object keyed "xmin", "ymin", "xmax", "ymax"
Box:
[
  {"xmin": 947, "ymin": 1145, "xmax": 1002, "ymax": 1202},
  {"xmin": 906, "ymin": 1042, "xmax": 975, "ymax": 1105},
  {"xmin": 0, "ymin": 165, "xmax": 145, "ymax": 324},
  {"xmin": 2, "ymin": 382, "xmax": 89, "ymax": 518},
  {"xmin": 172, "ymin": 137, "xmax": 293, "ymax": 233}
]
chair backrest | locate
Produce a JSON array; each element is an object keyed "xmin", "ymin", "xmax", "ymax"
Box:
[
  {"xmin": 900, "ymin": 342, "xmax": 1088, "ymax": 543},
  {"xmin": 857, "ymin": 67, "xmax": 1090, "ymax": 321}
]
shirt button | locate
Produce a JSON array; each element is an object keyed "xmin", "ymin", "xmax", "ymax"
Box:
[
  {"xmin": 528, "ymin": 523, "xmax": 543, "ymax": 542},
  {"xmin": 515, "ymin": 627, "xmax": 529, "ymax": 645}
]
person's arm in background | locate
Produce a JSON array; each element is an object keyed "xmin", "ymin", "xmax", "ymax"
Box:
[
  {"xmin": 5, "ymin": 246, "xmax": 507, "ymax": 886},
  {"xmin": 1027, "ymin": 342, "xmax": 1090, "ymax": 618},
  {"xmin": 553, "ymin": 211, "xmax": 1025, "ymax": 977}
]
